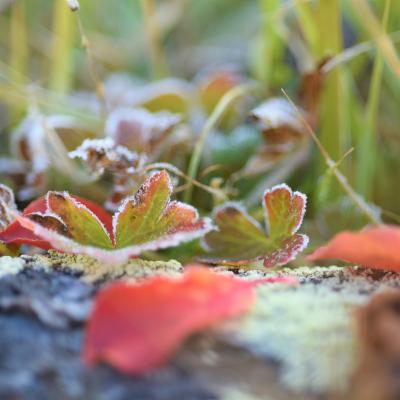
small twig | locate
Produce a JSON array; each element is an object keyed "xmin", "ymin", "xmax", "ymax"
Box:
[
  {"xmin": 282, "ymin": 89, "xmax": 381, "ymax": 225},
  {"xmin": 73, "ymin": 12, "xmax": 107, "ymax": 118},
  {"xmin": 145, "ymin": 162, "xmax": 227, "ymax": 201}
]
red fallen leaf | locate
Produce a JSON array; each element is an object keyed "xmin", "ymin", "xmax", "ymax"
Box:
[
  {"xmin": 83, "ymin": 267, "xmax": 257, "ymax": 375},
  {"xmin": 308, "ymin": 225, "xmax": 400, "ymax": 272}
]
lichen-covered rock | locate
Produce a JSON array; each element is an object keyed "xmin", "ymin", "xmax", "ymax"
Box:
[
  {"xmin": 0, "ymin": 256, "xmax": 25, "ymax": 277},
  {"xmin": 217, "ymin": 266, "xmax": 400, "ymax": 395},
  {"xmin": 1, "ymin": 261, "xmax": 400, "ymax": 399},
  {"xmin": 23, "ymin": 250, "xmax": 183, "ymax": 282}
]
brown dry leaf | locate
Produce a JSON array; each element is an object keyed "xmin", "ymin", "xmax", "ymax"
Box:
[
  {"xmin": 0, "ymin": 184, "xmax": 17, "ymax": 231},
  {"xmin": 104, "ymin": 75, "xmax": 194, "ymax": 115},
  {"xmin": 244, "ymin": 97, "xmax": 308, "ymax": 175},
  {"xmin": 346, "ymin": 289, "xmax": 400, "ymax": 400},
  {"xmin": 244, "ymin": 60, "xmax": 327, "ymax": 177},
  {"xmin": 298, "ymin": 57, "xmax": 329, "ymax": 127},
  {"xmin": 11, "ymin": 113, "xmax": 95, "ymax": 200},
  {"xmin": 105, "ymin": 107, "xmax": 181, "ymax": 157},
  {"xmin": 69, "ymin": 138, "xmax": 148, "ymax": 210}
]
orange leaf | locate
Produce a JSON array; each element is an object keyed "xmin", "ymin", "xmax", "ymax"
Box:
[
  {"xmin": 83, "ymin": 267, "xmax": 256, "ymax": 375},
  {"xmin": 308, "ymin": 225, "xmax": 400, "ymax": 272}
]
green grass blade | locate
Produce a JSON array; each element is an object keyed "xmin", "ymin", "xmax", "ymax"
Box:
[
  {"xmin": 49, "ymin": 0, "xmax": 76, "ymax": 92},
  {"xmin": 355, "ymin": 0, "xmax": 392, "ymax": 200}
]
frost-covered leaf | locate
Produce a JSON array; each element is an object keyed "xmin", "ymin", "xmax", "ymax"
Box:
[
  {"xmin": 250, "ymin": 97, "xmax": 306, "ymax": 143},
  {"xmin": 69, "ymin": 137, "xmax": 147, "ymax": 177},
  {"xmin": 0, "ymin": 194, "xmax": 113, "ymax": 251},
  {"xmin": 104, "ymin": 75, "xmax": 193, "ymax": 115},
  {"xmin": 0, "ymin": 184, "xmax": 17, "ymax": 231},
  {"xmin": 243, "ymin": 61, "xmax": 327, "ymax": 177},
  {"xmin": 46, "ymin": 192, "xmax": 114, "ymax": 249},
  {"xmin": 3, "ymin": 171, "xmax": 212, "ymax": 265},
  {"xmin": 69, "ymin": 138, "xmax": 147, "ymax": 209},
  {"xmin": 114, "ymin": 170, "xmax": 210, "ymax": 250},
  {"xmin": 308, "ymin": 225, "xmax": 400, "ymax": 272},
  {"xmin": 11, "ymin": 112, "xmax": 96, "ymax": 200},
  {"xmin": 245, "ymin": 98, "xmax": 308, "ymax": 176},
  {"xmin": 105, "ymin": 107, "xmax": 181, "ymax": 155},
  {"xmin": 0, "ymin": 184, "xmax": 20, "ymax": 256},
  {"xmin": 204, "ymin": 184, "xmax": 308, "ymax": 267},
  {"xmin": 83, "ymin": 267, "xmax": 256, "ymax": 375}
]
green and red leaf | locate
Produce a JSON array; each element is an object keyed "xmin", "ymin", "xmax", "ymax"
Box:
[
  {"xmin": 114, "ymin": 171, "xmax": 210, "ymax": 251},
  {"xmin": 204, "ymin": 184, "xmax": 308, "ymax": 267},
  {"xmin": 1, "ymin": 171, "xmax": 212, "ymax": 265},
  {"xmin": 307, "ymin": 225, "xmax": 400, "ymax": 272},
  {"xmin": 46, "ymin": 192, "xmax": 114, "ymax": 248},
  {"xmin": 0, "ymin": 193, "xmax": 114, "ymax": 250},
  {"xmin": 83, "ymin": 267, "xmax": 256, "ymax": 375}
]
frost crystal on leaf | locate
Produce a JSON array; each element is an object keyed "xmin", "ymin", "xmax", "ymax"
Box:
[
  {"xmin": 70, "ymin": 137, "xmax": 148, "ymax": 209},
  {"xmin": 69, "ymin": 137, "xmax": 147, "ymax": 176}
]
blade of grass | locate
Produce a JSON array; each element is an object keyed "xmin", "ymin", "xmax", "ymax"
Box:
[
  {"xmin": 294, "ymin": 0, "xmax": 350, "ymax": 201},
  {"xmin": 254, "ymin": 0, "xmax": 285, "ymax": 86},
  {"xmin": 183, "ymin": 83, "xmax": 257, "ymax": 203},
  {"xmin": 351, "ymin": 0, "xmax": 400, "ymax": 78},
  {"xmin": 9, "ymin": 0, "xmax": 28, "ymax": 120},
  {"xmin": 49, "ymin": 0, "xmax": 76, "ymax": 92},
  {"xmin": 293, "ymin": 0, "xmax": 319, "ymax": 58},
  {"xmin": 355, "ymin": 0, "xmax": 392, "ymax": 200},
  {"xmin": 295, "ymin": 0, "xmax": 350, "ymax": 200},
  {"xmin": 315, "ymin": 0, "xmax": 348, "ymax": 199},
  {"xmin": 139, "ymin": 0, "xmax": 168, "ymax": 79}
]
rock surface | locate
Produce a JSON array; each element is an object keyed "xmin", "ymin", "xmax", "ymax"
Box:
[{"xmin": 1, "ymin": 254, "xmax": 400, "ymax": 400}]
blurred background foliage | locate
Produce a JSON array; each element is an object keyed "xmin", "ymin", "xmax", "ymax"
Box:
[{"xmin": 0, "ymin": 0, "xmax": 400, "ymax": 255}]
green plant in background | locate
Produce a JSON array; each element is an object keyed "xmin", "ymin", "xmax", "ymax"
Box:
[{"xmin": 0, "ymin": 0, "xmax": 399, "ymax": 253}]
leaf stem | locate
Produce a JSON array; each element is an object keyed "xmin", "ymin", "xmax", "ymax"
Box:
[
  {"xmin": 145, "ymin": 162, "xmax": 227, "ymax": 201},
  {"xmin": 74, "ymin": 14, "xmax": 107, "ymax": 118}
]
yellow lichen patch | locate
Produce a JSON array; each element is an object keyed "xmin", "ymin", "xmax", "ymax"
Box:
[{"xmin": 23, "ymin": 250, "xmax": 182, "ymax": 282}]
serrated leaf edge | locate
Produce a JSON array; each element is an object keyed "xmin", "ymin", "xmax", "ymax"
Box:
[
  {"xmin": 46, "ymin": 191, "xmax": 114, "ymax": 243},
  {"xmin": 263, "ymin": 183, "xmax": 307, "ymax": 237}
]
